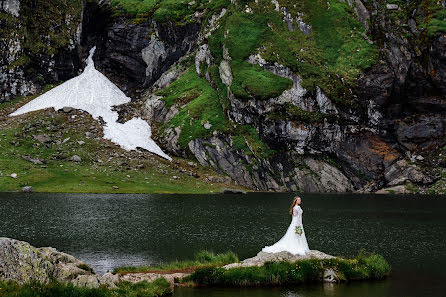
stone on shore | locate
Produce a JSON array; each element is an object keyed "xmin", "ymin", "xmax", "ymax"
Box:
[
  {"xmin": 224, "ymin": 250, "xmax": 335, "ymax": 269},
  {"xmin": 21, "ymin": 186, "xmax": 33, "ymax": 193}
]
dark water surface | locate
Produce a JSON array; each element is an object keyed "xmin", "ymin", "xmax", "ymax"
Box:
[{"xmin": 0, "ymin": 193, "xmax": 445, "ymax": 297}]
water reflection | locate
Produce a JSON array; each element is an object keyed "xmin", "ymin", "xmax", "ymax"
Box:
[{"xmin": 174, "ymin": 281, "xmax": 390, "ymax": 297}]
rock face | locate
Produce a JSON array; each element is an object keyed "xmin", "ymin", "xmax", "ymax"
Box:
[
  {"xmin": 2, "ymin": 0, "xmax": 446, "ymax": 193},
  {"xmin": 0, "ymin": 0, "xmax": 84, "ymax": 102},
  {"xmin": 86, "ymin": 3, "xmax": 202, "ymax": 96},
  {"xmin": 0, "ymin": 238, "xmax": 114, "ymax": 288}
]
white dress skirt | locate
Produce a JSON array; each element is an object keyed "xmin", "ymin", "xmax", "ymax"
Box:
[{"xmin": 262, "ymin": 205, "xmax": 310, "ymax": 255}]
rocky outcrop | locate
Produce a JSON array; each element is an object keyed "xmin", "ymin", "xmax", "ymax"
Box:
[
  {"xmin": 0, "ymin": 237, "xmax": 186, "ymax": 288},
  {"xmin": 0, "ymin": 0, "xmax": 84, "ymax": 102},
  {"xmin": 0, "ymin": 237, "xmax": 115, "ymax": 288},
  {"xmin": 224, "ymin": 250, "xmax": 335, "ymax": 269},
  {"xmin": 224, "ymin": 250, "xmax": 341, "ymax": 282},
  {"xmin": 89, "ymin": 10, "xmax": 202, "ymax": 95}
]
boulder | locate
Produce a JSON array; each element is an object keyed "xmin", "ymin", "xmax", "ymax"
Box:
[
  {"xmin": 0, "ymin": 238, "xmax": 115, "ymax": 288},
  {"xmin": 224, "ymin": 250, "xmax": 335, "ymax": 269},
  {"xmin": 222, "ymin": 188, "xmax": 247, "ymax": 194},
  {"xmin": 21, "ymin": 186, "xmax": 33, "ymax": 193},
  {"xmin": 69, "ymin": 155, "xmax": 82, "ymax": 162}
]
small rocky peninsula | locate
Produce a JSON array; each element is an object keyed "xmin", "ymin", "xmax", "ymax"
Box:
[{"xmin": 0, "ymin": 237, "xmax": 390, "ymax": 290}]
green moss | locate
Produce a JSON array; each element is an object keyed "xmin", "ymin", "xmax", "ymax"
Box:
[
  {"xmin": 110, "ymin": 0, "xmax": 209, "ymax": 23},
  {"xmin": 232, "ymin": 125, "xmax": 276, "ymax": 158},
  {"xmin": 260, "ymin": 0, "xmax": 378, "ymax": 103},
  {"xmin": 422, "ymin": 9, "xmax": 446, "ymax": 37},
  {"xmin": 8, "ymin": 54, "xmax": 31, "ymax": 70},
  {"xmin": 230, "ymin": 61, "xmax": 293, "ymax": 100},
  {"xmin": 160, "ymin": 68, "xmax": 231, "ymax": 149},
  {"xmin": 0, "ymin": 278, "xmax": 171, "ymax": 297},
  {"xmin": 188, "ymin": 252, "xmax": 391, "ymax": 287},
  {"xmin": 20, "ymin": 0, "xmax": 83, "ymax": 55}
]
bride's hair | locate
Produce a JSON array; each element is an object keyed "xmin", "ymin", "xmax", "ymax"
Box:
[{"xmin": 289, "ymin": 197, "xmax": 299, "ymax": 215}]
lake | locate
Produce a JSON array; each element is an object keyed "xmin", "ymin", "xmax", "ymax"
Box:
[{"xmin": 0, "ymin": 192, "xmax": 444, "ymax": 297}]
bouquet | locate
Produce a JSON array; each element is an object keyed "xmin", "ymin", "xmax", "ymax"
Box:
[{"xmin": 295, "ymin": 225, "xmax": 303, "ymax": 236}]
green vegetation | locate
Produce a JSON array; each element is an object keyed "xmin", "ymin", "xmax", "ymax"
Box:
[
  {"xmin": 0, "ymin": 95, "xmax": 235, "ymax": 194},
  {"xmin": 206, "ymin": 0, "xmax": 378, "ymax": 104},
  {"xmin": 0, "ymin": 278, "xmax": 171, "ymax": 297},
  {"xmin": 208, "ymin": 10, "xmax": 294, "ymax": 100},
  {"xmin": 110, "ymin": 0, "xmax": 215, "ymax": 23},
  {"xmin": 114, "ymin": 250, "xmax": 238, "ymax": 274},
  {"xmin": 421, "ymin": 9, "xmax": 446, "ymax": 37},
  {"xmin": 230, "ymin": 61, "xmax": 293, "ymax": 100},
  {"xmin": 187, "ymin": 253, "xmax": 391, "ymax": 287},
  {"xmin": 231, "ymin": 125, "xmax": 275, "ymax": 158},
  {"xmin": 77, "ymin": 264, "xmax": 95, "ymax": 274},
  {"xmin": 159, "ymin": 68, "xmax": 231, "ymax": 149}
]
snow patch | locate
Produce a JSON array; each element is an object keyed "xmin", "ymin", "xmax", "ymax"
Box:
[{"xmin": 10, "ymin": 47, "xmax": 172, "ymax": 161}]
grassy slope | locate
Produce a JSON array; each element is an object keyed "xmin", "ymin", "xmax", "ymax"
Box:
[{"xmin": 0, "ymin": 94, "xmax": 240, "ymax": 194}]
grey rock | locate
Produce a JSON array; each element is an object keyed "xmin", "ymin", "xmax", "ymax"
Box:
[
  {"xmin": 0, "ymin": 238, "xmax": 94, "ymax": 285},
  {"xmin": 386, "ymin": 4, "xmax": 399, "ymax": 10},
  {"xmin": 22, "ymin": 155, "xmax": 45, "ymax": 165},
  {"xmin": 219, "ymin": 60, "xmax": 233, "ymax": 86},
  {"xmin": 142, "ymin": 35, "xmax": 168, "ymax": 84},
  {"xmin": 61, "ymin": 106, "xmax": 75, "ymax": 113},
  {"xmin": 21, "ymin": 186, "xmax": 33, "ymax": 193},
  {"xmin": 1, "ymin": 0, "xmax": 20, "ymax": 17},
  {"xmin": 33, "ymin": 134, "xmax": 52, "ymax": 144},
  {"xmin": 222, "ymin": 188, "xmax": 246, "ymax": 194},
  {"xmin": 69, "ymin": 155, "xmax": 82, "ymax": 162},
  {"xmin": 224, "ymin": 250, "xmax": 335, "ymax": 269},
  {"xmin": 376, "ymin": 185, "xmax": 410, "ymax": 194},
  {"xmin": 323, "ymin": 268, "xmax": 340, "ymax": 283}
]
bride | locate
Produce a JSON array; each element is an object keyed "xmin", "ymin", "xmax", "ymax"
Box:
[{"xmin": 262, "ymin": 196, "xmax": 310, "ymax": 255}]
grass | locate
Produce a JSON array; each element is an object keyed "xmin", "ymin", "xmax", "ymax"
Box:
[
  {"xmin": 230, "ymin": 61, "xmax": 293, "ymax": 101},
  {"xmin": 421, "ymin": 9, "xmax": 446, "ymax": 37},
  {"xmin": 0, "ymin": 278, "xmax": 171, "ymax": 297},
  {"xmin": 0, "ymin": 95, "xmax": 237, "ymax": 194},
  {"xmin": 159, "ymin": 67, "xmax": 231, "ymax": 149},
  {"xmin": 187, "ymin": 252, "xmax": 391, "ymax": 287},
  {"xmin": 114, "ymin": 250, "xmax": 238, "ymax": 274},
  {"xmin": 110, "ymin": 0, "xmax": 212, "ymax": 23}
]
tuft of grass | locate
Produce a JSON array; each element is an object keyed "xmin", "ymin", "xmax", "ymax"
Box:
[
  {"xmin": 114, "ymin": 250, "xmax": 239, "ymax": 274},
  {"xmin": 421, "ymin": 9, "xmax": 446, "ymax": 37},
  {"xmin": 77, "ymin": 263, "xmax": 95, "ymax": 274},
  {"xmin": 0, "ymin": 278, "xmax": 171, "ymax": 297},
  {"xmin": 188, "ymin": 252, "xmax": 391, "ymax": 287}
]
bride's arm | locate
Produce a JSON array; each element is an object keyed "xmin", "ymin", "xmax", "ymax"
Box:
[{"xmin": 292, "ymin": 207, "xmax": 298, "ymax": 217}]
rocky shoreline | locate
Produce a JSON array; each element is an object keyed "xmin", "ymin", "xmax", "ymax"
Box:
[{"xmin": 0, "ymin": 237, "xmax": 390, "ymax": 290}]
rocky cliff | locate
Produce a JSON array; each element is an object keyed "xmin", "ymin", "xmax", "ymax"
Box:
[{"xmin": 2, "ymin": 0, "xmax": 446, "ymax": 193}]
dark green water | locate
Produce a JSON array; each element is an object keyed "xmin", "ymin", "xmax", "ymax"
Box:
[{"xmin": 0, "ymin": 193, "xmax": 445, "ymax": 297}]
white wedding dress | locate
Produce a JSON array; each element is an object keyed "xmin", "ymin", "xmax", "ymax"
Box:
[{"xmin": 262, "ymin": 205, "xmax": 310, "ymax": 255}]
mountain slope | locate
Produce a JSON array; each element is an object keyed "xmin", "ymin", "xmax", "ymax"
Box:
[{"xmin": 1, "ymin": 0, "xmax": 446, "ymax": 193}]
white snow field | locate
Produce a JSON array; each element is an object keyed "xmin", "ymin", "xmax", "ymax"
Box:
[{"xmin": 10, "ymin": 47, "xmax": 172, "ymax": 161}]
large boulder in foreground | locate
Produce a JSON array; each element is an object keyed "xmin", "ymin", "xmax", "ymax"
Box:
[{"xmin": 0, "ymin": 238, "xmax": 114, "ymax": 288}]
